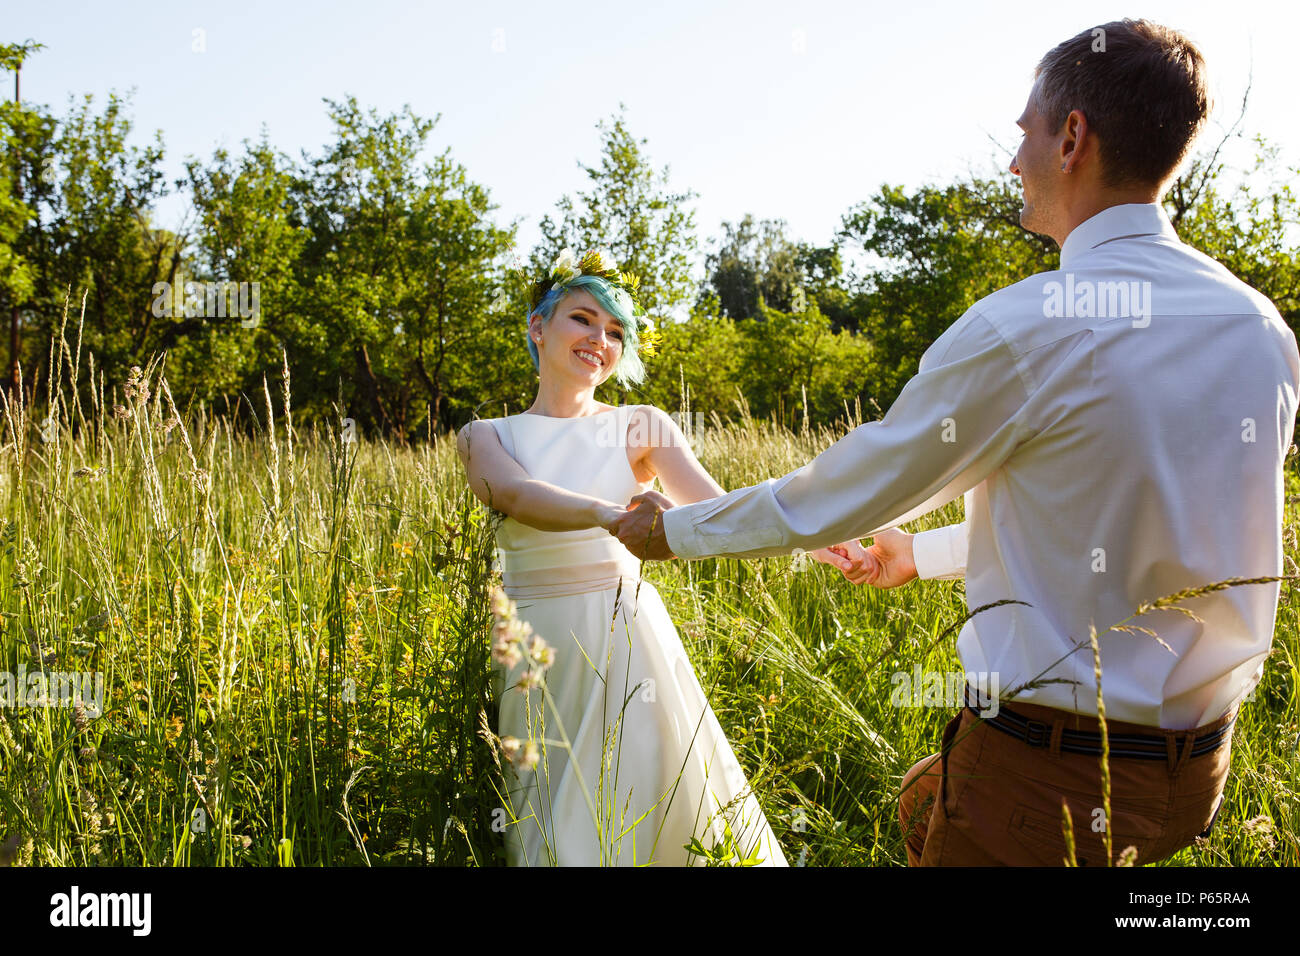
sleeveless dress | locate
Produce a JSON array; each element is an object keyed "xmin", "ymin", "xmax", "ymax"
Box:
[{"xmin": 485, "ymin": 404, "xmax": 788, "ymax": 867}]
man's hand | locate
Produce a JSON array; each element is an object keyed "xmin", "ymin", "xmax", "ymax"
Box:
[
  {"xmin": 858, "ymin": 527, "xmax": 918, "ymax": 588},
  {"xmin": 609, "ymin": 490, "xmax": 678, "ymax": 561}
]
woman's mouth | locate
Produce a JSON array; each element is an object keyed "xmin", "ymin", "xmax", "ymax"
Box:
[{"xmin": 574, "ymin": 349, "xmax": 604, "ymax": 369}]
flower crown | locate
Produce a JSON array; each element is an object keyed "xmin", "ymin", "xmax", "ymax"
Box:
[{"xmin": 528, "ymin": 247, "xmax": 659, "ymax": 355}]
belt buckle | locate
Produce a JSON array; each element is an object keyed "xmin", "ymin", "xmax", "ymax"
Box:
[{"xmin": 1023, "ymin": 718, "xmax": 1050, "ymax": 748}]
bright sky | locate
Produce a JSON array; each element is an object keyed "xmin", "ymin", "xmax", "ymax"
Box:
[{"xmin": 8, "ymin": 1, "xmax": 1297, "ymax": 284}]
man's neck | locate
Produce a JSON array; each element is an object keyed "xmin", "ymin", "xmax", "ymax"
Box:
[{"xmin": 1056, "ymin": 186, "xmax": 1163, "ymax": 247}]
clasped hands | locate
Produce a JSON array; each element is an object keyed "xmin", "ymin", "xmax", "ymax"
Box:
[{"xmin": 604, "ymin": 491, "xmax": 919, "ymax": 588}]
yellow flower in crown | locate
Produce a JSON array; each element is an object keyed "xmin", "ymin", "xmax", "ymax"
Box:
[{"xmin": 638, "ymin": 313, "xmax": 662, "ymax": 356}]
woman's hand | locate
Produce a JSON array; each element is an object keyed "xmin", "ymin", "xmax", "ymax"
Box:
[
  {"xmin": 600, "ymin": 502, "xmax": 631, "ymax": 530},
  {"xmin": 606, "ymin": 489, "xmax": 674, "ymax": 535},
  {"xmin": 597, "ymin": 502, "xmax": 628, "ymax": 531},
  {"xmin": 809, "ymin": 539, "xmax": 877, "ymax": 582}
]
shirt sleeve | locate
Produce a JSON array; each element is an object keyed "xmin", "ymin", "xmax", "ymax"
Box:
[
  {"xmin": 660, "ymin": 308, "xmax": 1034, "ymax": 560},
  {"xmin": 912, "ymin": 520, "xmax": 969, "ymax": 580}
]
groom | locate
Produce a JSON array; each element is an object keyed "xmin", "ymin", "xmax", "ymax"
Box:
[{"xmin": 610, "ymin": 18, "xmax": 1300, "ymax": 866}]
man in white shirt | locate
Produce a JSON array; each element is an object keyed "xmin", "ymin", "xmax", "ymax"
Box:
[{"xmin": 610, "ymin": 18, "xmax": 1299, "ymax": 865}]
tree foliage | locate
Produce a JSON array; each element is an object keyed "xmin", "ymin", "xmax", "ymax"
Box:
[{"xmin": 2, "ymin": 41, "xmax": 1298, "ymax": 438}]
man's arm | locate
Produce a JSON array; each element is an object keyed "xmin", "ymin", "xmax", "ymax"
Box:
[{"xmin": 659, "ymin": 309, "xmax": 1033, "ymax": 561}]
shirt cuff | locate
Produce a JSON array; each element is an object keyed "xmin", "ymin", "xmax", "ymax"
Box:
[
  {"xmin": 662, "ymin": 503, "xmax": 695, "ymax": 559},
  {"xmin": 912, "ymin": 523, "xmax": 967, "ymax": 580}
]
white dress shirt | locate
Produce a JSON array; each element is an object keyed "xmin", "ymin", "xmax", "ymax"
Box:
[
  {"xmin": 912, "ymin": 510, "xmax": 970, "ymax": 582},
  {"xmin": 662, "ymin": 203, "xmax": 1299, "ymax": 728}
]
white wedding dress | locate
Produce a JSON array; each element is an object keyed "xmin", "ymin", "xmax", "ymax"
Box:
[{"xmin": 484, "ymin": 404, "xmax": 788, "ymax": 867}]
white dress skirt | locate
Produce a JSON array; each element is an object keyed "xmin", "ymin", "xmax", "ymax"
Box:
[{"xmin": 484, "ymin": 404, "xmax": 788, "ymax": 866}]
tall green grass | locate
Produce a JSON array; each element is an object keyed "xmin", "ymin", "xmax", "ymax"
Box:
[{"xmin": 0, "ymin": 312, "xmax": 1294, "ymax": 866}]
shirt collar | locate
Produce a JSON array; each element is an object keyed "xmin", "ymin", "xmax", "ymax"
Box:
[{"xmin": 1058, "ymin": 202, "xmax": 1180, "ymax": 269}]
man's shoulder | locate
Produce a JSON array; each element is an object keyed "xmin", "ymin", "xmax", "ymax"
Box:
[
  {"xmin": 967, "ymin": 248, "xmax": 1285, "ymax": 343},
  {"xmin": 1163, "ymin": 240, "xmax": 1284, "ymax": 319},
  {"xmin": 926, "ymin": 272, "xmax": 1064, "ymax": 362}
]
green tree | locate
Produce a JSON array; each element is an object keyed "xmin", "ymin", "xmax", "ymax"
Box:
[
  {"xmin": 29, "ymin": 91, "xmax": 185, "ymax": 375},
  {"xmin": 839, "ymin": 171, "xmax": 1058, "ymax": 406},
  {"xmin": 636, "ymin": 291, "xmax": 746, "ymax": 415},
  {"xmin": 735, "ymin": 298, "xmax": 871, "ymax": 428},
  {"xmin": 183, "ymin": 134, "xmax": 307, "ymax": 403},
  {"xmin": 295, "ymin": 97, "xmax": 515, "ymax": 438},
  {"xmin": 703, "ymin": 214, "xmax": 805, "ymax": 318},
  {"xmin": 1165, "ymin": 135, "xmax": 1300, "ymax": 334},
  {"xmin": 1, "ymin": 40, "xmax": 50, "ymax": 400},
  {"xmin": 535, "ymin": 105, "xmax": 698, "ymax": 318}
]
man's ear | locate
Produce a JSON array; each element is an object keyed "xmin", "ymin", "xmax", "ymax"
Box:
[{"xmin": 1060, "ymin": 108, "xmax": 1089, "ymax": 173}]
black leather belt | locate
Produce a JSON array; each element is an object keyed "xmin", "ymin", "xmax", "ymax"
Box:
[{"xmin": 964, "ymin": 686, "xmax": 1235, "ymax": 760}]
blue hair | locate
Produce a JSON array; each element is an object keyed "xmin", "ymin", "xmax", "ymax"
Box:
[{"xmin": 526, "ymin": 274, "xmax": 646, "ymax": 387}]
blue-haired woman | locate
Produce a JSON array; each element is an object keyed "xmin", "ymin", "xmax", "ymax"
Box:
[{"xmin": 457, "ymin": 248, "xmax": 869, "ymax": 866}]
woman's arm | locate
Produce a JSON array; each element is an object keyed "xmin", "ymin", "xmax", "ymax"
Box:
[
  {"xmin": 629, "ymin": 406, "xmax": 724, "ymax": 505},
  {"xmin": 456, "ymin": 421, "xmax": 625, "ymax": 532}
]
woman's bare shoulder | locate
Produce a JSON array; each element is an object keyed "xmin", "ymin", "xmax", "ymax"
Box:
[
  {"xmin": 626, "ymin": 404, "xmax": 684, "ymax": 448},
  {"xmin": 455, "ymin": 419, "xmax": 505, "ymax": 461}
]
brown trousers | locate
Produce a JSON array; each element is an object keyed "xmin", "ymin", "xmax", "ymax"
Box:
[{"xmin": 899, "ymin": 699, "xmax": 1235, "ymax": 866}]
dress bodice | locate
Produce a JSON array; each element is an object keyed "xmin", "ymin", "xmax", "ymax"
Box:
[{"xmin": 485, "ymin": 404, "xmax": 652, "ymax": 591}]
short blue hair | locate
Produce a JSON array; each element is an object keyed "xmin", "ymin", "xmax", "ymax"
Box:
[{"xmin": 526, "ymin": 274, "xmax": 646, "ymax": 387}]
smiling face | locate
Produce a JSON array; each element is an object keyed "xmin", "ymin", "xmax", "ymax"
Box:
[
  {"xmin": 1010, "ymin": 82, "xmax": 1065, "ymax": 239},
  {"xmin": 529, "ymin": 287, "xmax": 625, "ymax": 389}
]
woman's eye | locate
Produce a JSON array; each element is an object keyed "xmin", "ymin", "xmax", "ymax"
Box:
[{"xmin": 572, "ymin": 313, "xmax": 622, "ymax": 341}]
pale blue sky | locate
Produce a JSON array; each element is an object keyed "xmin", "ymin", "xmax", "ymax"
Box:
[{"xmin": 7, "ymin": 1, "xmax": 1296, "ymax": 283}]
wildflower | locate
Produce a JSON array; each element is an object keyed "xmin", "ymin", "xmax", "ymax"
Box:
[
  {"xmin": 639, "ymin": 320, "xmax": 662, "ymax": 357},
  {"xmin": 73, "ymin": 700, "xmax": 89, "ymax": 735},
  {"xmin": 551, "ymin": 247, "xmax": 580, "ymax": 283},
  {"xmin": 1242, "ymin": 814, "xmax": 1276, "ymax": 851},
  {"xmin": 488, "ymin": 584, "xmax": 515, "ymax": 620},
  {"xmin": 80, "ymin": 787, "xmax": 103, "ymax": 857},
  {"xmin": 519, "ymin": 741, "xmax": 540, "ymax": 771},
  {"xmin": 492, "ymin": 634, "xmax": 522, "ymax": 669},
  {"xmin": 517, "ymin": 668, "xmax": 543, "ymax": 690},
  {"xmin": 112, "ymin": 404, "xmax": 130, "ymax": 421},
  {"xmin": 528, "ymin": 635, "xmax": 555, "ymax": 670},
  {"xmin": 123, "ymin": 365, "xmax": 150, "ymax": 403},
  {"xmin": 500, "ymin": 736, "xmax": 522, "ymax": 762}
]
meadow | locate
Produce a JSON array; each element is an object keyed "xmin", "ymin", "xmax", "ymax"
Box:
[{"xmin": 0, "ymin": 321, "xmax": 1295, "ymax": 867}]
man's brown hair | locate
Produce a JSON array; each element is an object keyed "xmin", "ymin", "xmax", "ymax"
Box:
[{"xmin": 1033, "ymin": 19, "xmax": 1211, "ymax": 189}]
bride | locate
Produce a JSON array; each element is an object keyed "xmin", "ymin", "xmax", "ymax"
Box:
[{"xmin": 457, "ymin": 248, "xmax": 869, "ymax": 866}]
